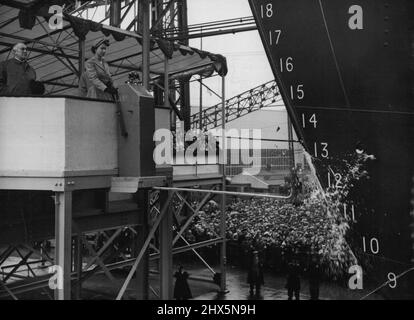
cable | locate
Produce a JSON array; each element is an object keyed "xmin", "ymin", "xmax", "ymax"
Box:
[
  {"xmin": 360, "ymin": 266, "xmax": 414, "ymax": 299},
  {"xmin": 318, "ymin": 0, "xmax": 350, "ymax": 107}
]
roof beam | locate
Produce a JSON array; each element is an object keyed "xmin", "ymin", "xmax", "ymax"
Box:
[
  {"xmin": 0, "ymin": 40, "xmax": 78, "ymax": 59},
  {"xmin": 0, "ymin": 27, "xmax": 76, "ymax": 54},
  {"xmin": 0, "ymin": 16, "xmax": 18, "ymax": 29},
  {"xmin": 0, "ymin": 0, "xmax": 32, "ymax": 9}
]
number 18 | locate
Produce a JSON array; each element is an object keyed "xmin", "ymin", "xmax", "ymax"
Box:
[{"xmin": 261, "ymin": 3, "xmax": 274, "ymax": 18}]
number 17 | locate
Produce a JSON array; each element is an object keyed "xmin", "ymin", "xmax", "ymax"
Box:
[{"xmin": 269, "ymin": 30, "xmax": 282, "ymax": 45}]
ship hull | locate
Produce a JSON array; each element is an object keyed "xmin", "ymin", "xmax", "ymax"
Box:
[{"xmin": 250, "ymin": 0, "xmax": 414, "ymax": 297}]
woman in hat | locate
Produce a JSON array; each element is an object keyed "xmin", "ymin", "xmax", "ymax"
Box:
[{"xmin": 83, "ymin": 37, "xmax": 117, "ymax": 101}]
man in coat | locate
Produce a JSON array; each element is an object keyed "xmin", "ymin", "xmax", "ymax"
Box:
[
  {"xmin": 247, "ymin": 251, "xmax": 264, "ymax": 297},
  {"xmin": 173, "ymin": 266, "xmax": 192, "ymax": 300},
  {"xmin": 0, "ymin": 43, "xmax": 43, "ymax": 96},
  {"xmin": 307, "ymin": 257, "xmax": 322, "ymax": 300},
  {"xmin": 286, "ymin": 260, "xmax": 301, "ymax": 300}
]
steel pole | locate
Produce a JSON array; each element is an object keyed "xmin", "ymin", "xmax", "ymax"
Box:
[
  {"xmin": 220, "ymin": 75, "xmax": 227, "ymax": 293},
  {"xmin": 141, "ymin": 0, "xmax": 150, "ymax": 89}
]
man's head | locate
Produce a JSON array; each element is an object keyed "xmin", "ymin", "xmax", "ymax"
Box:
[{"xmin": 12, "ymin": 43, "xmax": 28, "ymax": 61}]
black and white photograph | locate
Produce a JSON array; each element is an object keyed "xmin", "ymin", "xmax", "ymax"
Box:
[{"xmin": 0, "ymin": 0, "xmax": 413, "ymax": 305}]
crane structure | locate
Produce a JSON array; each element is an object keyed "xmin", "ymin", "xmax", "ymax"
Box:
[{"xmin": 191, "ymin": 80, "xmax": 282, "ymax": 131}]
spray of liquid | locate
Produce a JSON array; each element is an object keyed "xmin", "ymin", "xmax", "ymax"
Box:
[{"xmin": 299, "ymin": 148, "xmax": 375, "ymax": 276}]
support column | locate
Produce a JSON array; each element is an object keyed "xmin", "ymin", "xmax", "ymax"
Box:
[
  {"xmin": 178, "ymin": 0, "xmax": 191, "ymax": 131},
  {"xmin": 54, "ymin": 191, "xmax": 72, "ymax": 300},
  {"xmin": 164, "ymin": 57, "xmax": 172, "ymax": 131},
  {"xmin": 220, "ymin": 76, "xmax": 227, "ymax": 293},
  {"xmin": 109, "ymin": 0, "xmax": 122, "ymax": 27},
  {"xmin": 74, "ymin": 235, "xmax": 82, "ymax": 300},
  {"xmin": 159, "ymin": 188, "xmax": 172, "ymax": 299},
  {"xmin": 135, "ymin": 189, "xmax": 149, "ymax": 300},
  {"xmin": 78, "ymin": 39, "xmax": 85, "ymax": 78},
  {"xmin": 159, "ymin": 57, "xmax": 173, "ymax": 298},
  {"xmin": 140, "ymin": 0, "xmax": 150, "ymax": 90},
  {"xmin": 287, "ymin": 114, "xmax": 295, "ymax": 168},
  {"xmin": 199, "ymin": 75, "xmax": 203, "ymax": 130}
]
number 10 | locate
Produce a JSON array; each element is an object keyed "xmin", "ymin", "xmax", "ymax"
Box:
[{"xmin": 362, "ymin": 237, "xmax": 379, "ymax": 254}]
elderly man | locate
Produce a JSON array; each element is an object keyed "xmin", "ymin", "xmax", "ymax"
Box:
[{"xmin": 0, "ymin": 43, "xmax": 43, "ymax": 96}]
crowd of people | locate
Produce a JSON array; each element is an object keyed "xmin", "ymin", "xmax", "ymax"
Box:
[{"xmin": 184, "ymin": 195, "xmax": 356, "ymax": 280}]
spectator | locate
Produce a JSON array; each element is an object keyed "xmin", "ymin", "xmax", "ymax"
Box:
[
  {"xmin": 173, "ymin": 266, "xmax": 192, "ymax": 300},
  {"xmin": 308, "ymin": 256, "xmax": 322, "ymax": 300},
  {"xmin": 286, "ymin": 260, "xmax": 301, "ymax": 300},
  {"xmin": 247, "ymin": 251, "xmax": 264, "ymax": 297}
]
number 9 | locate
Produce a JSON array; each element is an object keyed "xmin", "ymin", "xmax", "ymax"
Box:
[{"xmin": 387, "ymin": 273, "xmax": 397, "ymax": 289}]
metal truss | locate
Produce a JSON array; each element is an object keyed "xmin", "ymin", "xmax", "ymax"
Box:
[
  {"xmin": 64, "ymin": 1, "xmax": 108, "ymax": 15},
  {"xmin": 191, "ymin": 80, "xmax": 283, "ymax": 131},
  {"xmin": 115, "ymin": 183, "xmax": 226, "ymax": 300},
  {"xmin": 150, "ymin": 186, "xmax": 220, "ymax": 275},
  {"xmin": 67, "ymin": 0, "xmax": 139, "ymax": 27},
  {"xmin": 0, "ymin": 225, "xmax": 141, "ymax": 300},
  {"xmin": 0, "ymin": 244, "xmax": 54, "ymax": 300},
  {"xmin": 65, "ymin": 1, "xmax": 256, "ymax": 40},
  {"xmin": 150, "ymin": 0, "xmax": 179, "ymax": 37},
  {"xmin": 0, "ymin": 176, "xmax": 293, "ymax": 301},
  {"xmin": 70, "ymin": 0, "xmax": 180, "ymax": 34}
]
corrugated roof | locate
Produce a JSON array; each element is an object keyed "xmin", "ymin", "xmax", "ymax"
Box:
[{"xmin": 0, "ymin": 1, "xmax": 227, "ymax": 96}]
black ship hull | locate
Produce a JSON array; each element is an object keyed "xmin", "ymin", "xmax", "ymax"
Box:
[{"xmin": 250, "ymin": 0, "xmax": 414, "ymax": 297}]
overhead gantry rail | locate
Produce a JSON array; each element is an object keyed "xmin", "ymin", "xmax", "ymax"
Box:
[{"xmin": 162, "ymin": 16, "xmax": 257, "ymax": 41}]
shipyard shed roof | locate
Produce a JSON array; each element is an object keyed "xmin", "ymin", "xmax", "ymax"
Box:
[{"xmin": 0, "ymin": 0, "xmax": 228, "ymax": 96}]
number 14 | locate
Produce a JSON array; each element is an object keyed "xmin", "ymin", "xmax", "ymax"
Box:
[{"xmin": 302, "ymin": 113, "xmax": 317, "ymax": 128}]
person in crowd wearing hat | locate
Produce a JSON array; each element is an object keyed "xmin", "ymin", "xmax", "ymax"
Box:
[
  {"xmin": 286, "ymin": 260, "xmax": 301, "ymax": 300},
  {"xmin": 307, "ymin": 255, "xmax": 322, "ymax": 300},
  {"xmin": 247, "ymin": 251, "xmax": 264, "ymax": 297},
  {"xmin": 0, "ymin": 43, "xmax": 44, "ymax": 96},
  {"xmin": 82, "ymin": 38, "xmax": 117, "ymax": 101},
  {"xmin": 173, "ymin": 266, "xmax": 192, "ymax": 300}
]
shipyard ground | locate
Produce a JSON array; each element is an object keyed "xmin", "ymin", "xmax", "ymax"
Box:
[
  {"xmin": 83, "ymin": 264, "xmax": 383, "ymax": 300},
  {"xmin": 9, "ymin": 262, "xmax": 385, "ymax": 300}
]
